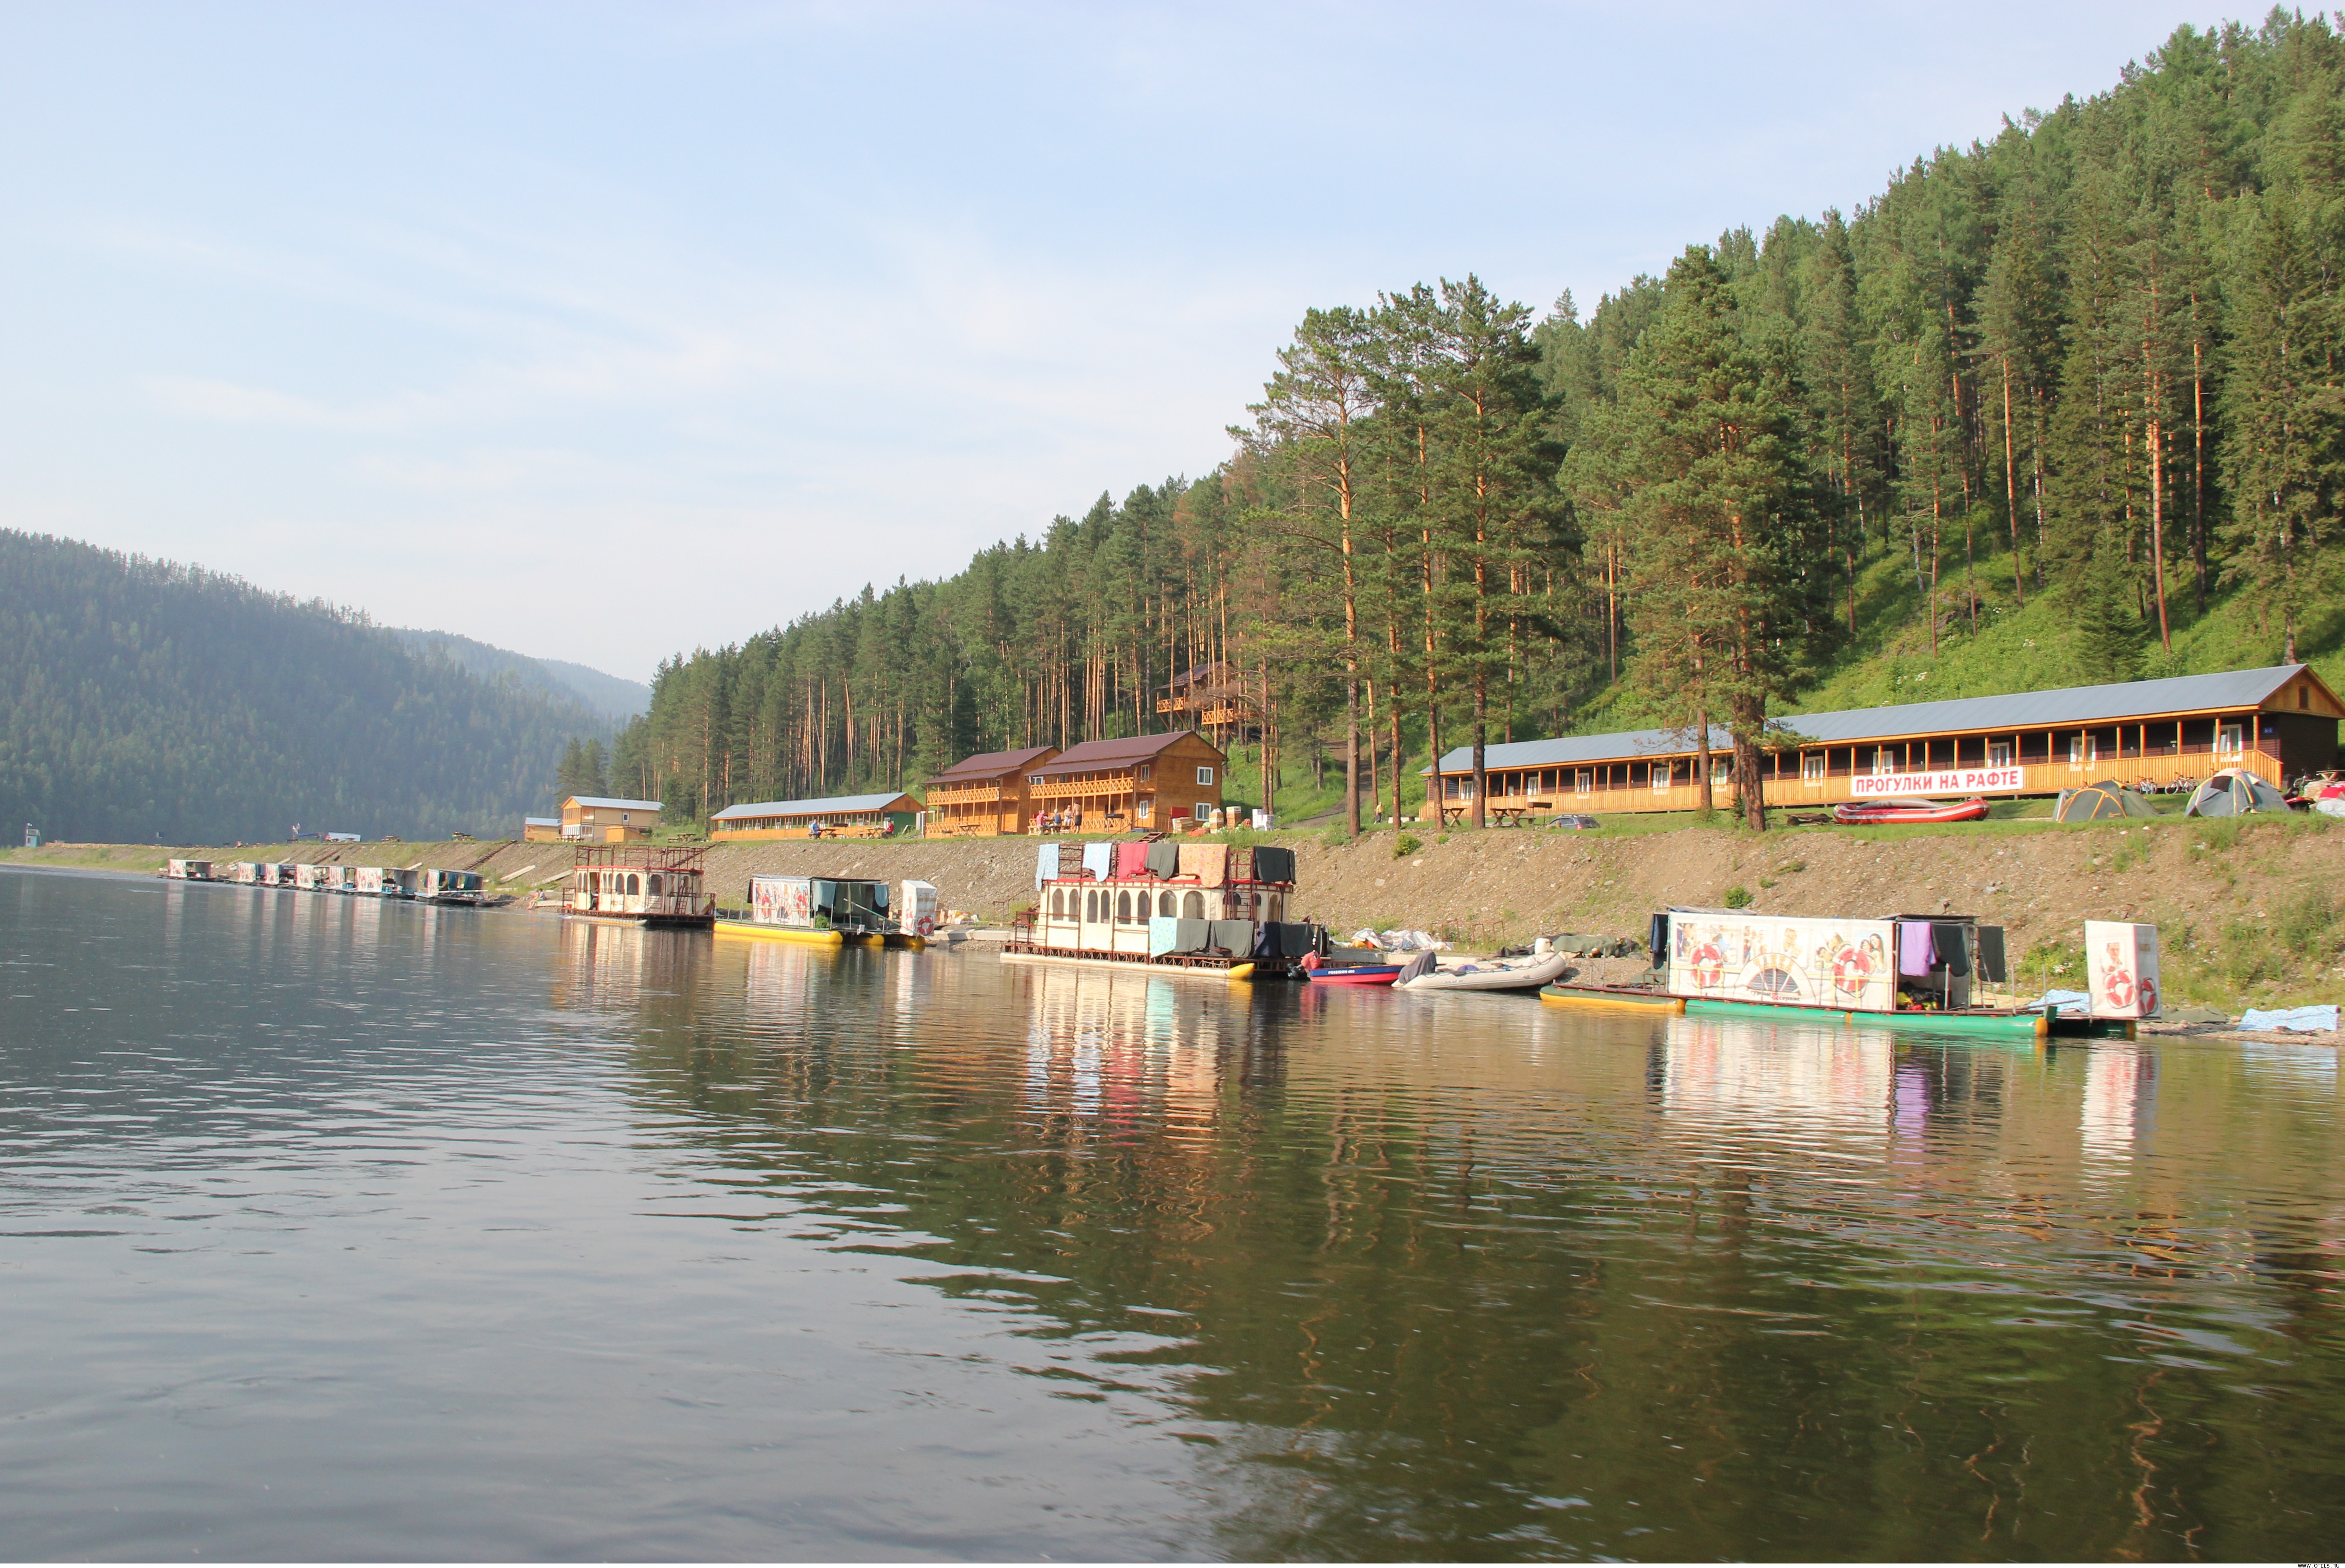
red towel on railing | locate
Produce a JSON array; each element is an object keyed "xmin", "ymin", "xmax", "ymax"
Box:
[{"xmin": 1114, "ymin": 839, "xmax": 1149, "ymax": 879}]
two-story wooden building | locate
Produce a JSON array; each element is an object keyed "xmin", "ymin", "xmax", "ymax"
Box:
[
  {"xmin": 1025, "ymin": 732, "xmax": 1225, "ymax": 833},
  {"xmin": 561, "ymin": 795, "xmax": 663, "ymax": 842},
  {"xmin": 708, "ymin": 791, "xmax": 923, "ymax": 841},
  {"xmin": 923, "ymin": 746, "xmax": 1059, "ymax": 837},
  {"xmin": 1425, "ymin": 664, "xmax": 2345, "ymax": 821}
]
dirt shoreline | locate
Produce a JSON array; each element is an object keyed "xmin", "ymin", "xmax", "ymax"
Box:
[{"xmin": 9, "ymin": 813, "xmax": 2344, "ymax": 1018}]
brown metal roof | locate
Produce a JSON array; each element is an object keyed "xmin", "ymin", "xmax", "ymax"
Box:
[
  {"xmin": 926, "ymin": 746, "xmax": 1058, "ymax": 784},
  {"xmin": 1046, "ymin": 731, "xmax": 1212, "ymax": 770}
]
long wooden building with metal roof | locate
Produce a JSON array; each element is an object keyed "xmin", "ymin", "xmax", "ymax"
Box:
[
  {"xmin": 708, "ymin": 791, "xmax": 922, "ymax": 841},
  {"xmin": 1425, "ymin": 664, "xmax": 2344, "ymax": 822}
]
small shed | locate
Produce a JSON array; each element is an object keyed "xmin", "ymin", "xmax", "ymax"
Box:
[
  {"xmin": 522, "ymin": 816, "xmax": 564, "ymax": 844},
  {"xmin": 709, "ymin": 792, "xmax": 922, "ymax": 841}
]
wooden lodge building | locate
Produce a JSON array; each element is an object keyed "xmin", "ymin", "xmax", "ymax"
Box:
[
  {"xmin": 558, "ymin": 795, "xmax": 664, "ymax": 842},
  {"xmin": 709, "ymin": 792, "xmax": 923, "ymax": 841},
  {"xmin": 923, "ymin": 746, "xmax": 1058, "ymax": 838},
  {"xmin": 1426, "ymin": 664, "xmax": 2345, "ymax": 822},
  {"xmin": 1015, "ymin": 731, "xmax": 1226, "ymax": 834}
]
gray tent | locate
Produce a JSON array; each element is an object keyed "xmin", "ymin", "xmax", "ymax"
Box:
[
  {"xmin": 2184, "ymin": 767, "xmax": 2291, "ymax": 817},
  {"xmin": 2055, "ymin": 780, "xmax": 2160, "ymax": 821}
]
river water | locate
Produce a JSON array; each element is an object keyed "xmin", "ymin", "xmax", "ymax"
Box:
[{"xmin": 1, "ymin": 865, "xmax": 2340, "ymax": 1561}]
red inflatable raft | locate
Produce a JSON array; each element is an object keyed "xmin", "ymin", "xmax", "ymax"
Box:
[{"xmin": 1831, "ymin": 796, "xmax": 1991, "ymax": 825}]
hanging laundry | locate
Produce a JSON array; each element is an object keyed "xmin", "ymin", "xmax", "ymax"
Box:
[
  {"xmin": 1081, "ymin": 842, "xmax": 1113, "ymax": 881},
  {"xmin": 1250, "ymin": 845, "xmax": 1296, "ymax": 884},
  {"xmin": 1114, "ymin": 840, "xmax": 1149, "ymax": 878},
  {"xmin": 1034, "ymin": 843, "xmax": 1060, "ymax": 888},
  {"xmin": 1179, "ymin": 843, "xmax": 1227, "ymax": 886},
  {"xmin": 1898, "ymin": 922, "xmax": 1937, "ymax": 978},
  {"xmin": 1144, "ymin": 839, "xmax": 1180, "ymax": 879},
  {"xmin": 1210, "ymin": 918, "xmax": 1255, "ymax": 955}
]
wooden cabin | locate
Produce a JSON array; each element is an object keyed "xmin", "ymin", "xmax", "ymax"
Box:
[
  {"xmin": 1023, "ymin": 732, "xmax": 1225, "ymax": 834},
  {"xmin": 1427, "ymin": 664, "xmax": 2345, "ymax": 822},
  {"xmin": 522, "ymin": 816, "xmax": 564, "ymax": 843},
  {"xmin": 561, "ymin": 795, "xmax": 662, "ymax": 842},
  {"xmin": 707, "ymin": 791, "xmax": 922, "ymax": 841},
  {"xmin": 1157, "ymin": 661, "xmax": 1263, "ymax": 741},
  {"xmin": 924, "ymin": 746, "xmax": 1058, "ymax": 837}
]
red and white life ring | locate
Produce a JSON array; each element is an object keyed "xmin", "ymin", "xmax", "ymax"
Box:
[{"xmin": 2103, "ymin": 967, "xmax": 2135, "ymax": 1011}]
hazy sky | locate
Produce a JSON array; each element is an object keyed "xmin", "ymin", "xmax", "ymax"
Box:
[{"xmin": 0, "ymin": 1, "xmax": 2196, "ymax": 680}]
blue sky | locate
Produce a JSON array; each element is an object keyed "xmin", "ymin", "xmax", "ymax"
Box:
[{"xmin": 0, "ymin": 1, "xmax": 2192, "ymax": 679}]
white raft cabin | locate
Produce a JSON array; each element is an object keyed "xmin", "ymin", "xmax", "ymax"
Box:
[
  {"xmin": 1009, "ymin": 839, "xmax": 1319, "ymax": 976},
  {"xmin": 1425, "ymin": 664, "xmax": 2343, "ymax": 821},
  {"xmin": 565, "ymin": 844, "xmax": 716, "ymax": 927},
  {"xmin": 163, "ymin": 858, "xmax": 487, "ymax": 904},
  {"xmin": 717, "ymin": 874, "xmax": 939, "ymax": 947}
]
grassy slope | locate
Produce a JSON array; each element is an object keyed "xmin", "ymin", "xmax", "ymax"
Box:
[
  {"xmin": 1569, "ymin": 532, "xmax": 2345, "ymax": 732},
  {"xmin": 1237, "ymin": 533, "xmax": 2337, "ymax": 824},
  {"xmin": 1790, "ymin": 532, "xmax": 2340, "ymax": 714}
]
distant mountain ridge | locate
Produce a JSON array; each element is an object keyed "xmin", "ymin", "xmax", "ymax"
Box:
[
  {"xmin": 391, "ymin": 628, "xmax": 649, "ymax": 722},
  {"xmin": 0, "ymin": 531, "xmax": 617, "ymax": 843}
]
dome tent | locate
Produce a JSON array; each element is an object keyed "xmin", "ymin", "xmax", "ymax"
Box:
[
  {"xmin": 2184, "ymin": 768, "xmax": 2292, "ymax": 817},
  {"xmin": 2055, "ymin": 780, "xmax": 2160, "ymax": 822}
]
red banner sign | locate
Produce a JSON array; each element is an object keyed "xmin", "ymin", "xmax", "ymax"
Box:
[{"xmin": 1848, "ymin": 767, "xmax": 2026, "ymax": 797}]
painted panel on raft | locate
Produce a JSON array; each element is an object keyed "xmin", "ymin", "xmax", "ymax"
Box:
[{"xmin": 1668, "ymin": 912, "xmax": 1898, "ymax": 1013}]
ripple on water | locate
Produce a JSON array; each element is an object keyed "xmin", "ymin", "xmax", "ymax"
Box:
[{"xmin": 0, "ymin": 866, "xmax": 2340, "ymax": 1559}]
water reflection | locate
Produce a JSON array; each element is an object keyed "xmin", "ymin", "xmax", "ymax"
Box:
[
  {"xmin": 2080, "ymin": 1041, "xmax": 2159, "ymax": 1167},
  {"xmin": 2, "ymin": 868, "xmax": 2340, "ymax": 1561}
]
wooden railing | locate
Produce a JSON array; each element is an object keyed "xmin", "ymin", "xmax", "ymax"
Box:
[
  {"xmin": 927, "ymin": 782, "xmax": 1002, "ymax": 803},
  {"xmin": 1438, "ymin": 742, "xmax": 2285, "ymax": 817},
  {"xmin": 1029, "ymin": 773, "xmax": 1138, "ymax": 800}
]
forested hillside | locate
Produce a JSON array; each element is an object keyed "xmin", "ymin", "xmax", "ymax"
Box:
[
  {"xmin": 0, "ymin": 532, "xmax": 608, "ymax": 843},
  {"xmin": 621, "ymin": 16, "xmax": 2345, "ymax": 830},
  {"xmin": 392, "ymin": 628, "xmax": 649, "ymax": 722}
]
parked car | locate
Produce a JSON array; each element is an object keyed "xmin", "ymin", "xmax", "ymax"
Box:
[{"xmin": 1547, "ymin": 813, "xmax": 1601, "ymax": 831}]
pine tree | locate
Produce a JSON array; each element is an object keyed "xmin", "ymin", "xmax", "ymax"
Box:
[{"xmin": 1612, "ymin": 247, "xmax": 1814, "ymax": 831}]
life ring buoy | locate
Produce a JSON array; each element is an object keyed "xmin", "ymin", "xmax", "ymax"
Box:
[
  {"xmin": 1831, "ymin": 945, "xmax": 1873, "ymax": 998},
  {"xmin": 2136, "ymin": 976, "xmax": 2157, "ymax": 1016},
  {"xmin": 2103, "ymin": 968, "xmax": 2135, "ymax": 1011},
  {"xmin": 1689, "ymin": 941, "xmax": 1725, "ymax": 988}
]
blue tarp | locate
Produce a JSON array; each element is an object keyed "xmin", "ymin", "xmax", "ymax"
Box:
[{"xmin": 2238, "ymin": 1005, "xmax": 2338, "ymax": 1032}]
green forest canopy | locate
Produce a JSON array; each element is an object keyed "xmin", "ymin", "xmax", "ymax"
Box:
[
  {"xmin": 0, "ymin": 531, "xmax": 613, "ymax": 844},
  {"xmin": 622, "ymin": 18, "xmax": 2345, "ymax": 831}
]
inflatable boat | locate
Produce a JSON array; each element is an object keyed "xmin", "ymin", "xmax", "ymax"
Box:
[
  {"xmin": 1831, "ymin": 796, "xmax": 1990, "ymax": 825},
  {"xmin": 1396, "ymin": 948, "xmax": 1571, "ymax": 993}
]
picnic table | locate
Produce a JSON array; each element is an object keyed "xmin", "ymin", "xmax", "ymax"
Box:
[{"xmin": 1444, "ymin": 800, "xmax": 1553, "ymax": 827}]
